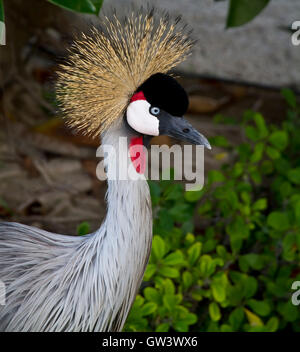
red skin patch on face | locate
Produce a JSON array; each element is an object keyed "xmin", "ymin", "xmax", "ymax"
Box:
[
  {"xmin": 129, "ymin": 136, "xmax": 146, "ymax": 174},
  {"xmin": 130, "ymin": 91, "xmax": 146, "ymax": 103}
]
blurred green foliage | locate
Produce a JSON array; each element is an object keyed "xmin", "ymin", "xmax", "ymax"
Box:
[
  {"xmin": 47, "ymin": 0, "xmax": 103, "ymax": 15},
  {"xmin": 226, "ymin": 0, "xmax": 270, "ymax": 28},
  {"xmin": 77, "ymin": 221, "xmax": 91, "ymax": 236},
  {"xmin": 0, "ymin": 0, "xmax": 4, "ymax": 22},
  {"xmin": 124, "ymin": 89, "xmax": 300, "ymax": 332}
]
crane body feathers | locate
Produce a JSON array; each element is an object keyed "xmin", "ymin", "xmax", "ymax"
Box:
[
  {"xmin": 0, "ymin": 8, "xmax": 195, "ymax": 332},
  {"xmin": 0, "ymin": 123, "xmax": 152, "ymax": 331}
]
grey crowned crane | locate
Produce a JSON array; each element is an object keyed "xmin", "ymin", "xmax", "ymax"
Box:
[{"xmin": 0, "ymin": 9, "xmax": 210, "ymax": 331}]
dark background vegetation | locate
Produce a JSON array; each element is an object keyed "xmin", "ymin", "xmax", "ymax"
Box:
[{"xmin": 0, "ymin": 0, "xmax": 299, "ymax": 332}]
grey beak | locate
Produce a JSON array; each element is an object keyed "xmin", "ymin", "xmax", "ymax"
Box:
[{"xmin": 158, "ymin": 111, "xmax": 211, "ymax": 149}]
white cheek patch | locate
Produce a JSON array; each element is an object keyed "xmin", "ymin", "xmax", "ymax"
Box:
[{"xmin": 127, "ymin": 100, "xmax": 159, "ymax": 136}]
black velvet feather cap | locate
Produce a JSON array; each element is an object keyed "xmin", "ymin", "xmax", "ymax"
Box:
[{"xmin": 137, "ymin": 73, "xmax": 189, "ymax": 117}]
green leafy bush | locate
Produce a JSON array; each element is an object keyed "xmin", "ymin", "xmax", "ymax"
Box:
[
  {"xmin": 47, "ymin": 0, "xmax": 103, "ymax": 15},
  {"xmin": 124, "ymin": 89, "xmax": 300, "ymax": 332}
]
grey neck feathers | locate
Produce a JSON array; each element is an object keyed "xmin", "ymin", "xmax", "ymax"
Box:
[{"xmin": 91, "ymin": 121, "xmax": 153, "ymax": 331}]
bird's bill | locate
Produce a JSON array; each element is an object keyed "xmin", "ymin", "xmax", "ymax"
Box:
[{"xmin": 158, "ymin": 111, "xmax": 211, "ymax": 149}]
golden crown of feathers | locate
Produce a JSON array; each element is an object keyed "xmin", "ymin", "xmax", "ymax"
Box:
[{"xmin": 56, "ymin": 8, "xmax": 194, "ymax": 137}]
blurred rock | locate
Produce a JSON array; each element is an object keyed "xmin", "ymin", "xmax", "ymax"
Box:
[{"xmin": 106, "ymin": 0, "xmax": 300, "ymax": 89}]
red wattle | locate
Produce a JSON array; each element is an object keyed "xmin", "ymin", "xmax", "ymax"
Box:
[{"xmin": 129, "ymin": 136, "xmax": 146, "ymax": 174}]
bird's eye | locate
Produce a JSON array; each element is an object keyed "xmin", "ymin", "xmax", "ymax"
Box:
[{"xmin": 150, "ymin": 106, "xmax": 160, "ymax": 116}]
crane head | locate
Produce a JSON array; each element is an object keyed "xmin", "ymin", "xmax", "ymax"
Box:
[{"xmin": 126, "ymin": 73, "xmax": 211, "ymax": 149}]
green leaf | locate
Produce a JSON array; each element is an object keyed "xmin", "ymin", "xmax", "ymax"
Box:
[
  {"xmin": 156, "ymin": 209, "xmax": 174, "ymax": 233},
  {"xmin": 185, "ymin": 232, "xmax": 195, "ymax": 245},
  {"xmin": 182, "ymin": 271, "xmax": 193, "ymax": 290},
  {"xmin": 169, "ymin": 203, "xmax": 193, "ymax": 222},
  {"xmin": 250, "ymin": 142, "xmax": 264, "ymax": 163},
  {"xmin": 141, "ymin": 302, "xmax": 157, "ymax": 316},
  {"xmin": 179, "ymin": 312, "xmax": 198, "ymax": 326},
  {"xmin": 267, "ymin": 211, "xmax": 290, "ymax": 231},
  {"xmin": 238, "ymin": 256, "xmax": 249, "ymax": 272},
  {"xmin": 191, "ymin": 289, "xmax": 203, "ymax": 302},
  {"xmin": 227, "ymin": 284, "xmax": 244, "ymax": 306},
  {"xmin": 47, "ymin": 0, "xmax": 103, "ymax": 15},
  {"xmin": 216, "ymin": 245, "xmax": 228, "ymax": 260},
  {"xmin": 199, "ymin": 255, "xmax": 216, "ymax": 277},
  {"xmin": 144, "ymin": 264, "xmax": 157, "ymax": 280},
  {"xmin": 208, "ymin": 170, "xmax": 225, "ymax": 184},
  {"xmin": 282, "ymin": 233, "xmax": 297, "ymax": 261},
  {"xmin": 202, "ymin": 238, "xmax": 217, "ymax": 253},
  {"xmin": 294, "ymin": 200, "xmax": 300, "ymax": 226},
  {"xmin": 187, "ymin": 242, "xmax": 202, "ymax": 266},
  {"xmin": 238, "ymin": 143, "xmax": 252, "ymax": 160},
  {"xmin": 266, "ymin": 146, "xmax": 280, "ymax": 160},
  {"xmin": 279, "ymin": 181, "xmax": 292, "ymax": 199},
  {"xmin": 164, "ymin": 278, "xmax": 176, "ymax": 295},
  {"xmin": 240, "ymin": 254, "xmax": 264, "ymax": 270},
  {"xmin": 249, "ymin": 167, "xmax": 262, "ymax": 185},
  {"xmin": 252, "ymin": 198, "xmax": 267, "ymax": 211},
  {"xmin": 159, "ymin": 266, "xmax": 179, "ymax": 278},
  {"xmin": 211, "ymin": 281, "xmax": 226, "ymax": 303},
  {"xmin": 226, "ymin": 0, "xmax": 270, "ymax": 28},
  {"xmin": 266, "ymin": 317, "xmax": 279, "ymax": 332},
  {"xmin": 152, "ymin": 235, "xmax": 166, "ymax": 260},
  {"xmin": 207, "ymin": 321, "xmax": 219, "ymax": 332},
  {"xmin": 173, "ymin": 321, "xmax": 189, "ymax": 332},
  {"xmin": 261, "ymin": 160, "xmax": 274, "ymax": 175},
  {"xmin": 247, "ymin": 299, "xmax": 271, "ymax": 317},
  {"xmin": 148, "ymin": 180, "xmax": 161, "ymax": 205},
  {"xmin": 230, "ymin": 238, "xmax": 243, "ymax": 254},
  {"xmin": 244, "ymin": 308, "xmax": 264, "ymax": 327},
  {"xmin": 287, "ymin": 168, "xmax": 300, "ymax": 185},
  {"xmin": 198, "ymin": 201, "xmax": 212, "ymax": 215},
  {"xmin": 220, "ymin": 324, "xmax": 234, "ymax": 332},
  {"xmin": 254, "ymin": 113, "xmax": 269, "ymax": 139},
  {"xmin": 274, "ymin": 157, "xmax": 291, "ymax": 174},
  {"xmin": 281, "ymin": 88, "xmax": 297, "ymax": 109},
  {"xmin": 163, "ymin": 250, "xmax": 184, "ymax": 266},
  {"xmin": 133, "ymin": 295, "xmax": 144, "ymax": 308},
  {"xmin": 163, "ymin": 183, "xmax": 183, "ymax": 201},
  {"xmin": 163, "ymin": 294, "xmax": 177, "ymax": 311},
  {"xmin": 269, "ymin": 131, "xmax": 288, "ymax": 151},
  {"xmin": 209, "ymin": 302, "xmax": 221, "ymax": 321},
  {"xmin": 278, "ymin": 302, "xmax": 299, "ymax": 322},
  {"xmin": 185, "ymin": 189, "xmax": 205, "ymax": 202},
  {"xmin": 232, "ymin": 162, "xmax": 244, "ymax": 178},
  {"xmin": 144, "ymin": 287, "xmax": 161, "ymax": 305},
  {"xmin": 230, "ymin": 272, "xmax": 258, "ymax": 299},
  {"xmin": 245, "ymin": 125, "xmax": 258, "ymax": 142},
  {"xmin": 226, "ymin": 216, "xmax": 249, "ymax": 243},
  {"xmin": 213, "ymin": 113, "xmax": 237, "ymax": 125},
  {"xmin": 155, "ymin": 323, "xmax": 170, "ymax": 332},
  {"xmin": 229, "ymin": 307, "xmax": 245, "ymax": 330},
  {"xmin": 244, "ymin": 276, "xmax": 258, "ymax": 298},
  {"xmin": 213, "ymin": 257, "xmax": 224, "ymax": 268},
  {"xmin": 76, "ymin": 221, "xmax": 90, "ymax": 236},
  {"xmin": 209, "ymin": 135, "xmax": 230, "ymax": 148}
]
